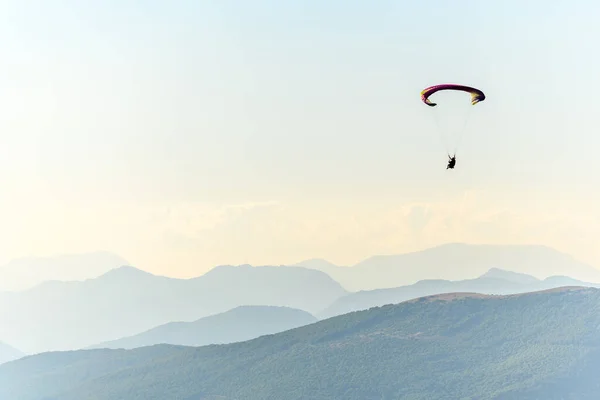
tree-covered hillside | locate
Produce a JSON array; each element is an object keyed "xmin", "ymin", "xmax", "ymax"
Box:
[{"xmin": 1, "ymin": 287, "xmax": 600, "ymax": 400}]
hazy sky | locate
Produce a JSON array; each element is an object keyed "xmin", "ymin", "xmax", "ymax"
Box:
[{"xmin": 0, "ymin": 0, "xmax": 598, "ymax": 277}]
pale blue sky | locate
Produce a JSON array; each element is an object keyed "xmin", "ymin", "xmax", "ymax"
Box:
[{"xmin": 0, "ymin": 1, "xmax": 598, "ymax": 275}]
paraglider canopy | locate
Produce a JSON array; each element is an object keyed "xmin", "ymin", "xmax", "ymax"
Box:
[{"xmin": 421, "ymin": 84, "xmax": 485, "ymax": 107}]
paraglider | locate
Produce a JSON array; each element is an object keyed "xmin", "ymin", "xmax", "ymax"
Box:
[{"xmin": 420, "ymin": 84, "xmax": 486, "ymax": 170}]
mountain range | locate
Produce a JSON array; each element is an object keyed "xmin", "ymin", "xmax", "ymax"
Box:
[
  {"xmin": 4, "ymin": 243, "xmax": 595, "ymax": 295},
  {"xmin": 2, "ymin": 286, "xmax": 599, "ymax": 399},
  {"xmin": 0, "ymin": 265, "xmax": 346, "ymax": 354},
  {"xmin": 89, "ymin": 305, "xmax": 317, "ymax": 350},
  {"xmin": 3, "ymin": 243, "xmax": 599, "ymax": 356},
  {"xmin": 89, "ymin": 266, "xmax": 600, "ymax": 351},
  {"xmin": 295, "ymin": 243, "xmax": 600, "ymax": 291},
  {"xmin": 318, "ymin": 267, "xmax": 600, "ymax": 318}
]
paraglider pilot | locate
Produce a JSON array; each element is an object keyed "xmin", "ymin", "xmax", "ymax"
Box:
[{"xmin": 447, "ymin": 154, "xmax": 456, "ymax": 170}]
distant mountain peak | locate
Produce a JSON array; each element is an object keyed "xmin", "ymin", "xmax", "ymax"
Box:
[
  {"xmin": 74, "ymin": 266, "xmax": 175, "ymax": 288},
  {"xmin": 339, "ymin": 243, "xmax": 600, "ymax": 291},
  {"xmin": 543, "ymin": 275, "xmax": 585, "ymax": 285},
  {"xmin": 0, "ymin": 251, "xmax": 131, "ymax": 292},
  {"xmin": 479, "ymin": 268, "xmax": 540, "ymax": 284},
  {"xmin": 89, "ymin": 305, "xmax": 318, "ymax": 350},
  {"xmin": 97, "ymin": 265, "xmax": 157, "ymax": 279}
]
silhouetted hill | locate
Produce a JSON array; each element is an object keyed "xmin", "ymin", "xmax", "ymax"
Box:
[
  {"xmin": 319, "ymin": 268, "xmax": 600, "ymax": 318},
  {"xmin": 479, "ymin": 267, "xmax": 540, "ymax": 284},
  {"xmin": 90, "ymin": 305, "xmax": 317, "ymax": 349},
  {"xmin": 1, "ymin": 287, "xmax": 599, "ymax": 399},
  {"xmin": 543, "ymin": 275, "xmax": 586, "ymax": 286},
  {"xmin": 0, "ymin": 252, "xmax": 129, "ymax": 292},
  {"xmin": 293, "ymin": 258, "xmax": 347, "ymax": 283},
  {"xmin": 0, "ymin": 342, "xmax": 24, "ymax": 365},
  {"xmin": 297, "ymin": 243, "xmax": 600, "ymax": 290},
  {"xmin": 0, "ymin": 265, "xmax": 346, "ymax": 353},
  {"xmin": 294, "ymin": 258, "xmax": 342, "ymax": 269}
]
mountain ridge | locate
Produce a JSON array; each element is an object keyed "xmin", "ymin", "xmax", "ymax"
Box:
[
  {"xmin": 0, "ymin": 265, "xmax": 346, "ymax": 353},
  {"xmin": 89, "ymin": 305, "xmax": 318, "ymax": 350},
  {"xmin": 0, "ymin": 251, "xmax": 130, "ymax": 292},
  {"xmin": 1, "ymin": 286, "xmax": 599, "ymax": 399},
  {"xmin": 295, "ymin": 243, "xmax": 600, "ymax": 291},
  {"xmin": 318, "ymin": 267, "xmax": 600, "ymax": 318}
]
